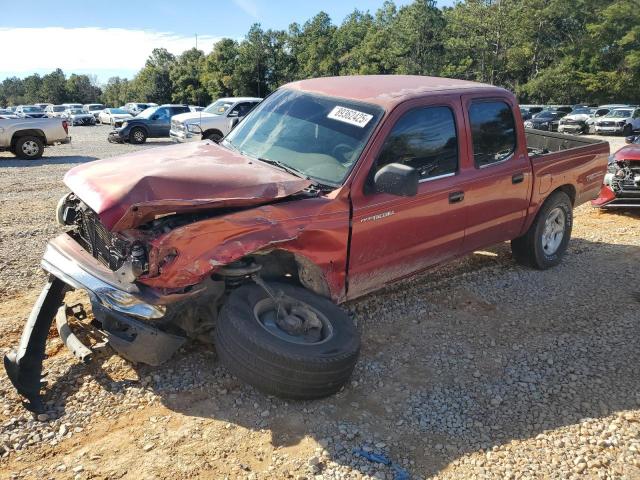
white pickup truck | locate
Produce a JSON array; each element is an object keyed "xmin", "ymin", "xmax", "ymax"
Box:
[
  {"xmin": 0, "ymin": 117, "xmax": 71, "ymax": 159},
  {"xmin": 170, "ymin": 97, "xmax": 262, "ymax": 143}
]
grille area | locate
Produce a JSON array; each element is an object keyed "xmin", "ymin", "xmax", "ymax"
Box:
[{"xmin": 75, "ymin": 209, "xmax": 128, "ymax": 270}]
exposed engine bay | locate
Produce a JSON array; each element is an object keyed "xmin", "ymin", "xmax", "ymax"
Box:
[{"xmin": 606, "ymin": 160, "xmax": 640, "ymax": 195}]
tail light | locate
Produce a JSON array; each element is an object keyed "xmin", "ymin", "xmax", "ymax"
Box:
[{"xmin": 62, "ymin": 120, "xmax": 69, "ymax": 134}]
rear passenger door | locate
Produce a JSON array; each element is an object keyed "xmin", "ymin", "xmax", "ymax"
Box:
[{"xmin": 460, "ymin": 97, "xmax": 532, "ymax": 253}]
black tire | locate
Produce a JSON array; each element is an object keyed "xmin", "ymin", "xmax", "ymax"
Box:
[
  {"xmin": 14, "ymin": 136, "xmax": 44, "ymax": 159},
  {"xmin": 204, "ymin": 131, "xmax": 223, "ymax": 143},
  {"xmin": 511, "ymin": 191, "xmax": 573, "ymax": 269},
  {"xmin": 623, "ymin": 124, "xmax": 632, "ymax": 137},
  {"xmin": 215, "ymin": 282, "xmax": 360, "ymax": 399},
  {"xmin": 129, "ymin": 127, "xmax": 147, "ymax": 144}
]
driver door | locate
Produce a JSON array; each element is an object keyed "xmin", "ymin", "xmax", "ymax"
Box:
[
  {"xmin": 347, "ymin": 97, "xmax": 470, "ymax": 299},
  {"xmin": 149, "ymin": 107, "xmax": 171, "ymax": 137}
]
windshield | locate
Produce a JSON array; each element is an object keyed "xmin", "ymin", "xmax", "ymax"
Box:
[
  {"xmin": 110, "ymin": 108, "xmax": 128, "ymax": 114},
  {"xmin": 204, "ymin": 100, "xmax": 235, "ymax": 115},
  {"xmin": 609, "ymin": 109, "xmax": 632, "ymax": 118},
  {"xmin": 68, "ymin": 108, "xmax": 84, "ymax": 114},
  {"xmin": 534, "ymin": 111, "xmax": 556, "ymax": 119},
  {"xmin": 23, "ymin": 106, "xmax": 43, "ymax": 112},
  {"xmin": 53, "ymin": 106, "xmax": 65, "ymax": 112},
  {"xmin": 88, "ymin": 104, "xmax": 104, "ymax": 110},
  {"xmin": 571, "ymin": 108, "xmax": 591, "ymax": 115},
  {"xmin": 223, "ymin": 89, "xmax": 384, "ymax": 186},
  {"xmin": 136, "ymin": 106, "xmax": 158, "ymax": 119}
]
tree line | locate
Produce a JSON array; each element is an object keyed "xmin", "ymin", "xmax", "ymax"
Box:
[{"xmin": 1, "ymin": 0, "xmax": 638, "ymax": 108}]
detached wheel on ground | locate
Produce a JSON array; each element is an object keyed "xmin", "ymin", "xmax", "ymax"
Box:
[
  {"xmin": 14, "ymin": 136, "xmax": 44, "ymax": 159},
  {"xmin": 129, "ymin": 127, "xmax": 147, "ymax": 144},
  {"xmin": 215, "ymin": 282, "xmax": 360, "ymax": 399},
  {"xmin": 511, "ymin": 191, "xmax": 573, "ymax": 269}
]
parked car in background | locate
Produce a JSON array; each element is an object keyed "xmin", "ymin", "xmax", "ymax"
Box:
[
  {"xmin": 63, "ymin": 107, "xmax": 96, "ymax": 126},
  {"xmin": 34, "ymin": 103, "xmax": 52, "ymax": 110},
  {"xmin": 0, "ymin": 116, "xmax": 70, "ymax": 159},
  {"xmin": 15, "ymin": 105, "xmax": 47, "ymax": 118},
  {"xmin": 170, "ymin": 97, "xmax": 262, "ymax": 143},
  {"xmin": 189, "ymin": 105, "xmax": 204, "ymax": 112},
  {"xmin": 0, "ymin": 108, "xmax": 19, "ymax": 119},
  {"xmin": 519, "ymin": 105, "xmax": 544, "ymax": 121},
  {"xmin": 524, "ymin": 109, "xmax": 568, "ymax": 131},
  {"xmin": 98, "ymin": 108, "xmax": 133, "ymax": 126},
  {"xmin": 592, "ymin": 135, "xmax": 640, "ymax": 208},
  {"xmin": 558, "ymin": 107, "xmax": 609, "ymax": 134},
  {"xmin": 108, "ymin": 104, "xmax": 191, "ymax": 143},
  {"xmin": 3, "ymin": 75, "xmax": 610, "ymax": 409},
  {"xmin": 62, "ymin": 103, "xmax": 83, "ymax": 110},
  {"xmin": 124, "ymin": 102, "xmax": 153, "ymax": 116},
  {"xmin": 44, "ymin": 105, "xmax": 67, "ymax": 118},
  {"xmin": 83, "ymin": 103, "xmax": 105, "ymax": 120},
  {"xmin": 594, "ymin": 107, "xmax": 640, "ymax": 136}
]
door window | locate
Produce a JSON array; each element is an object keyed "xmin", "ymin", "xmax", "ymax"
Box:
[
  {"xmin": 374, "ymin": 106, "xmax": 458, "ymax": 182},
  {"xmin": 155, "ymin": 108, "xmax": 170, "ymax": 120},
  {"xmin": 469, "ymin": 101, "xmax": 516, "ymax": 168},
  {"xmin": 229, "ymin": 102, "xmax": 255, "ymax": 117}
]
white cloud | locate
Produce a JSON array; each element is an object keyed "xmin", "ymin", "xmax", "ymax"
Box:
[
  {"xmin": 0, "ymin": 27, "xmax": 221, "ymax": 82},
  {"xmin": 232, "ymin": 0, "xmax": 259, "ymax": 18}
]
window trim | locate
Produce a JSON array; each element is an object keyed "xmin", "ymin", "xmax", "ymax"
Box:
[
  {"xmin": 468, "ymin": 99, "xmax": 518, "ymax": 170},
  {"xmin": 371, "ymin": 104, "xmax": 460, "ymax": 184}
]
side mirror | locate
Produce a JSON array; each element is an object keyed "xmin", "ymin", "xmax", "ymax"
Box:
[
  {"xmin": 374, "ymin": 163, "xmax": 418, "ymax": 197},
  {"xmin": 228, "ymin": 117, "xmax": 241, "ymax": 131},
  {"xmin": 625, "ymin": 135, "xmax": 636, "ymax": 144}
]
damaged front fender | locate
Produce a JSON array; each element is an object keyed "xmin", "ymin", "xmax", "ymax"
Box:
[{"xmin": 140, "ymin": 195, "xmax": 351, "ymax": 303}]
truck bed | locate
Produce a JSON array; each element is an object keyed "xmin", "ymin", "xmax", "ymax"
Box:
[
  {"xmin": 525, "ymin": 128, "xmax": 608, "ymax": 157},
  {"xmin": 524, "ymin": 129, "xmax": 609, "ymax": 213}
]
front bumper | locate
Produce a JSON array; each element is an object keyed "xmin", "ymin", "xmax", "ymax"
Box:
[
  {"xmin": 169, "ymin": 128, "xmax": 197, "ymax": 143},
  {"xmin": 558, "ymin": 124, "xmax": 585, "ymax": 134},
  {"xmin": 591, "ymin": 184, "xmax": 640, "ymax": 208},
  {"xmin": 595, "ymin": 125, "xmax": 625, "ymax": 134},
  {"xmin": 3, "ymin": 234, "xmax": 186, "ymax": 410},
  {"xmin": 107, "ymin": 128, "xmax": 127, "ymax": 143}
]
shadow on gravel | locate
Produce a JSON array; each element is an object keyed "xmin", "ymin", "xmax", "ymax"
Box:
[
  {"xmin": 0, "ymin": 156, "xmax": 97, "ymax": 167},
  {"xmin": 20, "ymin": 237, "xmax": 640, "ymax": 478}
]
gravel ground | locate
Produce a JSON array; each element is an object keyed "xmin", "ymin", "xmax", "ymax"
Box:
[{"xmin": 0, "ymin": 126, "xmax": 638, "ymax": 479}]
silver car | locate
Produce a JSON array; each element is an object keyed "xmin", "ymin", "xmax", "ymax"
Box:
[{"xmin": 63, "ymin": 107, "xmax": 96, "ymax": 126}]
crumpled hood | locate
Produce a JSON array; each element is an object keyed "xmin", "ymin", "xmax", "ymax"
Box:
[
  {"xmin": 563, "ymin": 113, "xmax": 590, "ymax": 121},
  {"xmin": 64, "ymin": 141, "xmax": 312, "ymax": 231}
]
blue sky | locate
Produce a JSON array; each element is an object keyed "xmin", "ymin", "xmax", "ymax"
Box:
[{"xmin": 0, "ymin": 0, "xmax": 456, "ymax": 83}]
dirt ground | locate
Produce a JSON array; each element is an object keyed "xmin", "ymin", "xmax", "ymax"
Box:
[{"xmin": 0, "ymin": 128, "xmax": 638, "ymax": 480}]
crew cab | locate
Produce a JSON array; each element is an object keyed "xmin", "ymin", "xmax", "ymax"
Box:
[
  {"xmin": 0, "ymin": 117, "xmax": 71, "ymax": 159},
  {"xmin": 4, "ymin": 76, "xmax": 608, "ymax": 410},
  {"xmin": 108, "ymin": 104, "xmax": 191, "ymax": 144},
  {"xmin": 170, "ymin": 97, "xmax": 262, "ymax": 143}
]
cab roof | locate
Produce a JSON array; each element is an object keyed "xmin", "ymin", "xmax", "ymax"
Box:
[{"xmin": 283, "ymin": 75, "xmax": 510, "ymax": 111}]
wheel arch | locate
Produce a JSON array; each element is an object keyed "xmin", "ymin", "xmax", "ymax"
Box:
[
  {"xmin": 202, "ymin": 128, "xmax": 223, "ymax": 140},
  {"xmin": 250, "ymin": 249, "xmax": 332, "ymax": 299},
  {"xmin": 11, "ymin": 129, "xmax": 47, "ymax": 147}
]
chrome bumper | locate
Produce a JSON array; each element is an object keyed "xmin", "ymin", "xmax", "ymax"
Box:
[
  {"xmin": 42, "ymin": 235, "xmax": 165, "ymax": 320},
  {"xmin": 169, "ymin": 129, "xmax": 197, "ymax": 143}
]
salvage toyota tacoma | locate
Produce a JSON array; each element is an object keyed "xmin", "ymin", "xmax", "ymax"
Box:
[{"xmin": 4, "ymin": 75, "xmax": 609, "ymax": 410}]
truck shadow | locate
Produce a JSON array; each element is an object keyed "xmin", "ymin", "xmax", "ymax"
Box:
[
  {"xmin": 0, "ymin": 156, "xmax": 97, "ymax": 167},
  {"xmin": 27, "ymin": 236, "xmax": 640, "ymax": 478}
]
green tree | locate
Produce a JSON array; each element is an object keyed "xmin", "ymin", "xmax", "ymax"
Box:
[
  {"xmin": 202, "ymin": 38, "xmax": 240, "ymax": 99},
  {"xmin": 66, "ymin": 74, "xmax": 102, "ymax": 103},
  {"xmin": 41, "ymin": 68, "xmax": 67, "ymax": 104},
  {"xmin": 0, "ymin": 77, "xmax": 25, "ymax": 106},
  {"xmin": 289, "ymin": 12, "xmax": 338, "ymax": 78},
  {"xmin": 101, "ymin": 77, "xmax": 132, "ymax": 107},
  {"xmin": 170, "ymin": 48, "xmax": 209, "ymax": 105},
  {"xmin": 22, "ymin": 74, "xmax": 43, "ymax": 104},
  {"xmin": 132, "ymin": 48, "xmax": 175, "ymax": 103}
]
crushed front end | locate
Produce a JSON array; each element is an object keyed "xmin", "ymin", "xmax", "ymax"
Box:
[
  {"xmin": 3, "ymin": 195, "xmax": 202, "ymax": 410},
  {"xmin": 592, "ymin": 158, "xmax": 640, "ymax": 208}
]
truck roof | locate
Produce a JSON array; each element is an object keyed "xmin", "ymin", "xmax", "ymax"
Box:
[{"xmin": 283, "ymin": 75, "xmax": 509, "ymax": 111}]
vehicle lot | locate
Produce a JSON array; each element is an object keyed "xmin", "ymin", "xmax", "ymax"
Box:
[{"xmin": 0, "ymin": 126, "xmax": 638, "ymax": 479}]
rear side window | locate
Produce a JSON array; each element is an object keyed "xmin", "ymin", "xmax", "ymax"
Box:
[
  {"xmin": 376, "ymin": 106, "xmax": 458, "ymax": 181},
  {"xmin": 469, "ymin": 101, "xmax": 516, "ymax": 168}
]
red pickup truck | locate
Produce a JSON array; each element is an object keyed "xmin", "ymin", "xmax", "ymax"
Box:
[{"xmin": 5, "ymin": 76, "xmax": 609, "ymax": 410}]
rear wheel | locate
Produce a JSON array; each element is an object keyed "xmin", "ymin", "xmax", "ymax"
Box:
[
  {"xmin": 129, "ymin": 127, "xmax": 147, "ymax": 144},
  {"xmin": 215, "ymin": 282, "xmax": 360, "ymax": 399},
  {"xmin": 14, "ymin": 136, "xmax": 44, "ymax": 159},
  {"xmin": 511, "ymin": 191, "xmax": 573, "ymax": 269}
]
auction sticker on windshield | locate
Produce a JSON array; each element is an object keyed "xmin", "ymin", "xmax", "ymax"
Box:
[{"xmin": 328, "ymin": 106, "xmax": 373, "ymax": 128}]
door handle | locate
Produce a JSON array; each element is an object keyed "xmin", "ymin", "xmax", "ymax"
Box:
[
  {"xmin": 449, "ymin": 191, "xmax": 465, "ymax": 203},
  {"xmin": 512, "ymin": 172, "xmax": 525, "ymax": 184}
]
